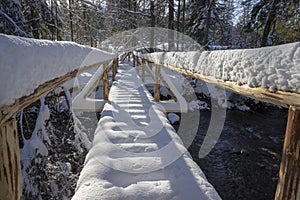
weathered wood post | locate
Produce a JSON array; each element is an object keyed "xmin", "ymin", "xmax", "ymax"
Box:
[
  {"xmin": 115, "ymin": 57, "xmax": 118, "ymax": 74},
  {"xmin": 134, "ymin": 55, "xmax": 137, "ymax": 67},
  {"xmin": 0, "ymin": 119, "xmax": 22, "ymax": 200},
  {"xmin": 275, "ymin": 106, "xmax": 300, "ymax": 200},
  {"xmin": 127, "ymin": 52, "xmax": 131, "ymax": 62},
  {"xmin": 154, "ymin": 64, "xmax": 160, "ymax": 102},
  {"xmin": 136, "ymin": 55, "xmax": 140, "ymax": 66},
  {"xmin": 112, "ymin": 58, "xmax": 117, "ymax": 81},
  {"xmin": 134, "ymin": 56, "xmax": 139, "ymax": 74},
  {"xmin": 103, "ymin": 65, "xmax": 109, "ymax": 100},
  {"xmin": 142, "ymin": 59, "xmax": 146, "ymax": 82}
]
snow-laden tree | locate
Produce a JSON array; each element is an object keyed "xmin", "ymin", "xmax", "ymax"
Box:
[
  {"xmin": 242, "ymin": 0, "xmax": 299, "ymax": 47},
  {"xmin": 186, "ymin": 0, "xmax": 236, "ymax": 48},
  {"xmin": 18, "ymin": 94, "xmax": 88, "ymax": 199},
  {"xmin": 21, "ymin": 0, "xmax": 56, "ymax": 39},
  {"xmin": 0, "ymin": 0, "xmax": 30, "ymax": 37},
  {"xmin": 275, "ymin": 0, "xmax": 300, "ymax": 44},
  {"xmin": 235, "ymin": 0, "xmax": 260, "ymax": 48}
]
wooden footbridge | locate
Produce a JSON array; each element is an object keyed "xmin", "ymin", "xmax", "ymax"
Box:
[{"xmin": 0, "ymin": 40, "xmax": 300, "ymax": 199}]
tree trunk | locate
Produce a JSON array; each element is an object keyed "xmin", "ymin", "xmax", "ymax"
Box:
[
  {"xmin": 31, "ymin": 6, "xmax": 39, "ymax": 39},
  {"xmin": 69, "ymin": 0, "xmax": 74, "ymax": 41},
  {"xmin": 182, "ymin": 0, "xmax": 185, "ymax": 34},
  {"xmin": 181, "ymin": 0, "xmax": 185, "ymax": 50},
  {"xmin": 150, "ymin": 0, "xmax": 155, "ymax": 50},
  {"xmin": 55, "ymin": 2, "xmax": 59, "ymax": 40},
  {"xmin": 177, "ymin": 0, "xmax": 181, "ymax": 50},
  {"xmin": 168, "ymin": 0, "xmax": 175, "ymax": 51},
  {"xmin": 261, "ymin": 0, "xmax": 280, "ymax": 47},
  {"xmin": 203, "ymin": 0, "xmax": 214, "ymax": 48}
]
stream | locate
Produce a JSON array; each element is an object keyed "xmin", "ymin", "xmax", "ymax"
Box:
[{"xmin": 184, "ymin": 108, "xmax": 288, "ymax": 200}]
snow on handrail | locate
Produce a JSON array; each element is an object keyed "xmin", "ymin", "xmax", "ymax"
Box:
[
  {"xmin": 138, "ymin": 43, "xmax": 300, "ymax": 108},
  {"xmin": 0, "ymin": 34, "xmax": 117, "ymax": 124}
]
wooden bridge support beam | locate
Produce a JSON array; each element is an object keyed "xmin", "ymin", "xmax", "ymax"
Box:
[
  {"xmin": 154, "ymin": 64, "xmax": 160, "ymax": 102},
  {"xmin": 0, "ymin": 119, "xmax": 22, "ymax": 200},
  {"xmin": 275, "ymin": 106, "xmax": 300, "ymax": 200}
]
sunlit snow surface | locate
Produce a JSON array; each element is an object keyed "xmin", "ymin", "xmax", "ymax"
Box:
[
  {"xmin": 142, "ymin": 42, "xmax": 300, "ymax": 93},
  {"xmin": 0, "ymin": 34, "xmax": 116, "ymax": 107}
]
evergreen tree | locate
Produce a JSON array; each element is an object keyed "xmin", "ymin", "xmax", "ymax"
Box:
[
  {"xmin": 0, "ymin": 0, "xmax": 30, "ymax": 37},
  {"xmin": 21, "ymin": 0, "xmax": 56, "ymax": 39}
]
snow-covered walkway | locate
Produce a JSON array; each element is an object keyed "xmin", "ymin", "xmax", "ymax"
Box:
[{"xmin": 72, "ymin": 64, "xmax": 220, "ymax": 200}]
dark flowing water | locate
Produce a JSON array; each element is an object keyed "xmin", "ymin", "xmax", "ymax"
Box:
[{"xmin": 185, "ymin": 108, "xmax": 288, "ymax": 200}]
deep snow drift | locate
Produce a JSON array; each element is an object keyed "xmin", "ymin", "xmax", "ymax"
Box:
[
  {"xmin": 141, "ymin": 42, "xmax": 300, "ymax": 93},
  {"xmin": 0, "ymin": 34, "xmax": 116, "ymax": 107}
]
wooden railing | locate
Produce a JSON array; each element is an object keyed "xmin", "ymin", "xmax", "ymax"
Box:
[
  {"xmin": 0, "ymin": 57, "xmax": 118, "ymax": 200},
  {"xmin": 72, "ymin": 58, "xmax": 119, "ymax": 112},
  {"xmin": 1, "ymin": 48, "xmax": 298, "ymax": 199},
  {"xmin": 132, "ymin": 51, "xmax": 300, "ymax": 200},
  {"xmin": 129, "ymin": 51, "xmax": 188, "ymax": 113}
]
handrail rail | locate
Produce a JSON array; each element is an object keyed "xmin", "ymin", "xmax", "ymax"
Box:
[
  {"xmin": 140, "ymin": 58, "xmax": 300, "ymax": 108},
  {"xmin": 0, "ymin": 58, "xmax": 118, "ymax": 125},
  {"xmin": 0, "ymin": 56, "xmax": 118, "ymax": 200},
  {"xmin": 133, "ymin": 50, "xmax": 300, "ymax": 200},
  {"xmin": 72, "ymin": 58, "xmax": 119, "ymax": 112},
  {"xmin": 132, "ymin": 49, "xmax": 300, "ymax": 108}
]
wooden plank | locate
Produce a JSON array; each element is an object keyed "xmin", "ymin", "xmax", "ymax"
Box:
[
  {"xmin": 0, "ymin": 119, "xmax": 22, "ymax": 200},
  {"xmin": 0, "ymin": 59, "xmax": 116, "ymax": 125},
  {"xmin": 146, "ymin": 61, "xmax": 300, "ymax": 108},
  {"xmin": 154, "ymin": 64, "xmax": 160, "ymax": 102},
  {"xmin": 103, "ymin": 66, "xmax": 109, "ymax": 100},
  {"xmin": 275, "ymin": 106, "xmax": 300, "ymax": 200}
]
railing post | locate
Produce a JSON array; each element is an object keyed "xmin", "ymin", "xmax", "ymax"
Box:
[
  {"xmin": 127, "ymin": 52, "xmax": 131, "ymax": 62},
  {"xmin": 115, "ymin": 57, "xmax": 118, "ymax": 73},
  {"xmin": 142, "ymin": 59, "xmax": 146, "ymax": 82},
  {"xmin": 112, "ymin": 59, "xmax": 117, "ymax": 82},
  {"xmin": 133, "ymin": 55, "xmax": 136, "ymax": 67},
  {"xmin": 0, "ymin": 119, "xmax": 22, "ymax": 200},
  {"xmin": 154, "ymin": 64, "xmax": 160, "ymax": 102},
  {"xmin": 136, "ymin": 55, "xmax": 140, "ymax": 66},
  {"xmin": 275, "ymin": 106, "xmax": 300, "ymax": 200},
  {"xmin": 103, "ymin": 65, "xmax": 109, "ymax": 100}
]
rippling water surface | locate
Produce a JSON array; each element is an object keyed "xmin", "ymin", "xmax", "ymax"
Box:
[{"xmin": 185, "ymin": 108, "xmax": 288, "ymax": 200}]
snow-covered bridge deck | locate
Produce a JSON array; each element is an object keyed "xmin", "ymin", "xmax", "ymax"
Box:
[{"xmin": 72, "ymin": 64, "xmax": 220, "ymax": 200}]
